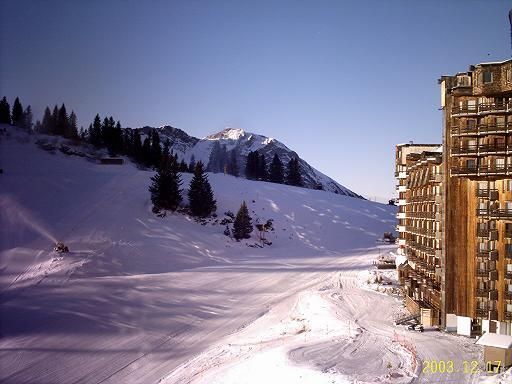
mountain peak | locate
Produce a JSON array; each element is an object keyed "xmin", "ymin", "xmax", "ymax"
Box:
[{"xmin": 206, "ymin": 128, "xmax": 246, "ymax": 141}]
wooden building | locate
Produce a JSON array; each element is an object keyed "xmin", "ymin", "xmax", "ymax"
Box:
[
  {"xmin": 395, "ymin": 145, "xmax": 443, "ymax": 326},
  {"xmin": 440, "ymin": 59, "xmax": 512, "ymax": 336}
]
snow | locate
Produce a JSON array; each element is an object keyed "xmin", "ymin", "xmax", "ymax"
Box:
[
  {"xmin": 0, "ymin": 127, "xmax": 487, "ymax": 383},
  {"xmin": 476, "ymin": 333, "xmax": 512, "ymax": 349}
]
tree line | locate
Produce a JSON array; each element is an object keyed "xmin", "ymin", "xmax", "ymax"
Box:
[
  {"xmin": 245, "ymin": 150, "xmax": 303, "ymax": 187},
  {"xmin": 2, "ymin": 95, "xmax": 306, "ymax": 188}
]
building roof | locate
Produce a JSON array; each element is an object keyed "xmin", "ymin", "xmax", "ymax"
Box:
[{"xmin": 476, "ymin": 333, "xmax": 512, "ymax": 349}]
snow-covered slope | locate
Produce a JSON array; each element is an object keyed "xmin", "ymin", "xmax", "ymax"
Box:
[
  {"xmin": 140, "ymin": 126, "xmax": 362, "ymax": 198},
  {"xmin": 0, "ymin": 127, "xmax": 486, "ymax": 384}
]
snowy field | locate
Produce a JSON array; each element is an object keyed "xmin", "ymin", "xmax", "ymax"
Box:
[{"xmin": 0, "ymin": 128, "xmax": 499, "ymax": 383}]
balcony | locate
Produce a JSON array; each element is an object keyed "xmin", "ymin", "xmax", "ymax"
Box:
[
  {"xmin": 407, "ymin": 212, "xmax": 436, "ymax": 219},
  {"xmin": 476, "ymin": 188, "xmax": 499, "ymax": 198},
  {"xmin": 452, "ymin": 102, "xmax": 510, "ymax": 116},
  {"xmin": 506, "ymin": 311, "xmax": 512, "ymax": 320},
  {"xmin": 476, "ymin": 208, "xmax": 512, "ymax": 218},
  {"xmin": 476, "ymin": 308, "xmax": 488, "ymax": 317},
  {"xmin": 452, "ymin": 164, "xmax": 512, "ymax": 176},
  {"xmin": 451, "ymin": 143, "xmax": 507, "ymax": 156},
  {"xmin": 476, "ymin": 288, "xmax": 490, "ymax": 297},
  {"xmin": 505, "ymin": 291, "xmax": 512, "ymax": 300},
  {"xmin": 450, "ymin": 123, "xmax": 512, "ymax": 137},
  {"xmin": 476, "ymin": 268, "xmax": 490, "ymax": 277}
]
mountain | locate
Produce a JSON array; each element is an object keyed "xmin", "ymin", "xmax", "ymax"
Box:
[{"xmin": 138, "ymin": 126, "xmax": 363, "ymax": 198}]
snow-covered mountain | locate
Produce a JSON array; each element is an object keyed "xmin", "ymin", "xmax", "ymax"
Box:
[{"xmin": 140, "ymin": 126, "xmax": 363, "ymax": 198}]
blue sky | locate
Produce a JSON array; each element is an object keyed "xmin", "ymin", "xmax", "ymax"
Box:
[{"xmin": 1, "ymin": 0, "xmax": 511, "ymax": 201}]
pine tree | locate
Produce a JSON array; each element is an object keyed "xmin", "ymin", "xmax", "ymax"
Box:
[
  {"xmin": 133, "ymin": 130, "xmax": 143, "ymax": 162},
  {"xmin": 56, "ymin": 103, "xmax": 68, "ymax": 136},
  {"xmin": 258, "ymin": 153, "xmax": 267, "ymax": 180},
  {"xmin": 51, "ymin": 105, "xmax": 59, "ymax": 134},
  {"xmin": 286, "ymin": 157, "xmax": 303, "ymax": 186},
  {"xmin": 0, "ymin": 97, "xmax": 11, "ymax": 124},
  {"xmin": 179, "ymin": 159, "xmax": 188, "ymax": 172},
  {"xmin": 233, "ymin": 201, "xmax": 253, "ymax": 240},
  {"xmin": 245, "ymin": 151, "xmax": 259, "ymax": 180},
  {"xmin": 34, "ymin": 120, "xmax": 42, "ymax": 133},
  {"xmin": 66, "ymin": 110, "xmax": 78, "ymax": 138},
  {"xmin": 142, "ymin": 137, "xmax": 151, "ymax": 166},
  {"xmin": 21, "ymin": 105, "xmax": 33, "ymax": 131},
  {"xmin": 112, "ymin": 120, "xmax": 123, "ymax": 154},
  {"xmin": 41, "ymin": 106, "xmax": 52, "ymax": 134},
  {"xmin": 90, "ymin": 114, "xmax": 102, "ymax": 147},
  {"xmin": 150, "ymin": 129, "xmax": 162, "ymax": 168},
  {"xmin": 188, "ymin": 161, "xmax": 217, "ymax": 217},
  {"xmin": 208, "ymin": 141, "xmax": 222, "ymax": 172},
  {"xmin": 228, "ymin": 149, "xmax": 239, "ymax": 177},
  {"xmin": 101, "ymin": 116, "xmax": 112, "ymax": 150},
  {"xmin": 188, "ymin": 154, "xmax": 196, "ymax": 173},
  {"xmin": 149, "ymin": 156, "xmax": 182, "ymax": 215},
  {"xmin": 269, "ymin": 153, "xmax": 284, "ymax": 183},
  {"xmin": 11, "ymin": 97, "xmax": 23, "ymax": 126}
]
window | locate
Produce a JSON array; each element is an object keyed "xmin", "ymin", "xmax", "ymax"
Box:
[
  {"xmin": 467, "ymin": 159, "xmax": 476, "ymax": 169},
  {"xmin": 507, "ymin": 68, "xmax": 511, "ymax": 83},
  {"xmin": 497, "ymin": 116, "xmax": 505, "ymax": 128},
  {"xmin": 467, "ymin": 119, "xmax": 476, "ymax": 129},
  {"xmin": 507, "ymin": 179, "xmax": 512, "ymax": 191},
  {"xmin": 483, "ymin": 71, "xmax": 493, "ymax": 84},
  {"xmin": 467, "ymin": 99, "xmax": 477, "ymax": 111},
  {"xmin": 496, "ymin": 158, "xmax": 505, "ymax": 170}
]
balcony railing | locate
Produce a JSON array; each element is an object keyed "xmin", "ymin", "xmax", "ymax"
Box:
[
  {"xmin": 476, "ymin": 288, "xmax": 490, "ymax": 297},
  {"xmin": 476, "ymin": 188, "xmax": 499, "ymax": 198},
  {"xmin": 452, "ymin": 164, "xmax": 512, "ymax": 176},
  {"xmin": 451, "ymin": 123, "xmax": 512, "ymax": 136},
  {"xmin": 476, "ymin": 208, "xmax": 512, "ymax": 218},
  {"xmin": 451, "ymin": 143, "xmax": 508, "ymax": 156},
  {"xmin": 406, "ymin": 212, "xmax": 436, "ymax": 219},
  {"xmin": 452, "ymin": 102, "xmax": 510, "ymax": 116},
  {"xmin": 475, "ymin": 308, "xmax": 489, "ymax": 317},
  {"xmin": 476, "ymin": 269, "xmax": 491, "ymax": 277}
]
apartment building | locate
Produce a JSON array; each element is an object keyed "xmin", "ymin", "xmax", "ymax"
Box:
[
  {"xmin": 395, "ymin": 144, "xmax": 443, "ymax": 326},
  {"xmin": 440, "ymin": 59, "xmax": 512, "ymax": 336}
]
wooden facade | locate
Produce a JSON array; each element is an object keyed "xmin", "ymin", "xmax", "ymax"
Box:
[
  {"xmin": 440, "ymin": 59, "xmax": 512, "ymax": 334},
  {"xmin": 395, "ymin": 145, "xmax": 443, "ymax": 326}
]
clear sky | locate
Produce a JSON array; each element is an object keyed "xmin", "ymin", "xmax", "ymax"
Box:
[{"xmin": 1, "ymin": 0, "xmax": 511, "ymax": 201}]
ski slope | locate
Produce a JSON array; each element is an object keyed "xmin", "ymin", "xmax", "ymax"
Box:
[{"xmin": 0, "ymin": 128, "xmax": 491, "ymax": 383}]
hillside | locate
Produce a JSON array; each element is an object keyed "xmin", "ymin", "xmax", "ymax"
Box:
[
  {"xmin": 0, "ymin": 127, "xmax": 398, "ymax": 383},
  {"xmin": 139, "ymin": 126, "xmax": 362, "ymax": 198}
]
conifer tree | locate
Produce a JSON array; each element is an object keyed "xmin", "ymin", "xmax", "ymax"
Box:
[
  {"xmin": 52, "ymin": 105, "xmax": 59, "ymax": 134},
  {"xmin": 11, "ymin": 97, "xmax": 23, "ymax": 126},
  {"xmin": 133, "ymin": 130, "xmax": 143, "ymax": 162},
  {"xmin": 21, "ymin": 105, "xmax": 33, "ymax": 131},
  {"xmin": 286, "ymin": 157, "xmax": 303, "ymax": 186},
  {"xmin": 0, "ymin": 97, "xmax": 11, "ymax": 124},
  {"xmin": 90, "ymin": 114, "xmax": 102, "ymax": 147},
  {"xmin": 179, "ymin": 159, "xmax": 188, "ymax": 172},
  {"xmin": 208, "ymin": 141, "xmax": 222, "ymax": 172},
  {"xmin": 56, "ymin": 103, "xmax": 68, "ymax": 136},
  {"xmin": 142, "ymin": 137, "xmax": 151, "ymax": 166},
  {"xmin": 150, "ymin": 129, "xmax": 162, "ymax": 168},
  {"xmin": 245, "ymin": 151, "xmax": 259, "ymax": 180},
  {"xmin": 149, "ymin": 155, "xmax": 182, "ymax": 215},
  {"xmin": 188, "ymin": 154, "xmax": 196, "ymax": 173},
  {"xmin": 233, "ymin": 201, "xmax": 253, "ymax": 240},
  {"xmin": 41, "ymin": 106, "xmax": 52, "ymax": 134},
  {"xmin": 258, "ymin": 153, "xmax": 267, "ymax": 180},
  {"xmin": 66, "ymin": 110, "xmax": 78, "ymax": 138},
  {"xmin": 228, "ymin": 149, "xmax": 239, "ymax": 177},
  {"xmin": 269, "ymin": 153, "xmax": 284, "ymax": 183},
  {"xmin": 112, "ymin": 120, "xmax": 123, "ymax": 154},
  {"xmin": 34, "ymin": 120, "xmax": 42, "ymax": 133},
  {"xmin": 188, "ymin": 161, "xmax": 217, "ymax": 217}
]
